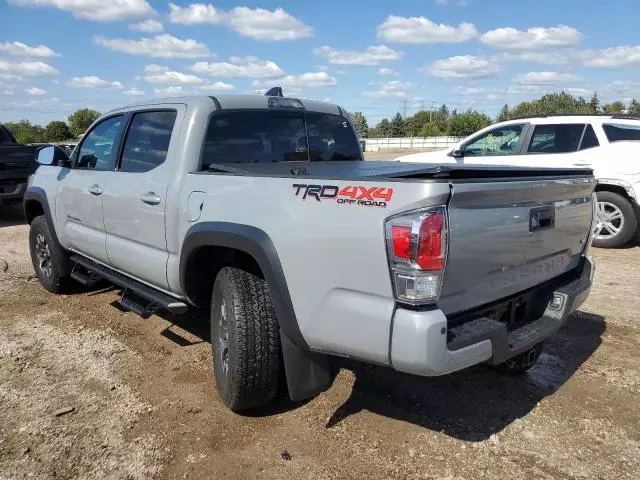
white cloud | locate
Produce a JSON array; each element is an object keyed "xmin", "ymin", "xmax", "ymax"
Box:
[
  {"xmin": 481, "ymin": 26, "xmax": 582, "ymax": 50},
  {"xmin": 582, "ymin": 45, "xmax": 640, "ymax": 68},
  {"xmin": 68, "ymin": 75, "xmax": 124, "ymax": 89},
  {"xmin": 252, "ymin": 71, "xmax": 337, "ymax": 89},
  {"xmin": 610, "ymin": 80, "xmax": 640, "ymax": 94},
  {"xmin": 425, "ymin": 56, "xmax": 501, "ymax": 79},
  {"xmin": 0, "ymin": 60, "xmax": 59, "ymax": 76},
  {"xmin": 377, "ymin": 67, "xmax": 399, "ymax": 76},
  {"xmin": 313, "ymin": 45, "xmax": 403, "ymax": 66},
  {"xmin": 8, "ymin": 0, "xmax": 155, "ymax": 22},
  {"xmin": 565, "ymin": 87, "xmax": 591, "ymax": 96},
  {"xmin": 25, "ymin": 86, "xmax": 47, "ymax": 96},
  {"xmin": 514, "ymin": 71, "xmax": 581, "ymax": 86},
  {"xmin": 376, "ymin": 15, "xmax": 477, "ymax": 44},
  {"xmin": 198, "ymin": 82, "xmax": 234, "ymax": 91},
  {"xmin": 454, "ymin": 87, "xmax": 484, "ymax": 95},
  {"xmin": 154, "ymin": 86, "xmax": 186, "ymax": 97},
  {"xmin": 142, "ymin": 64, "xmax": 204, "ymax": 84},
  {"xmin": 0, "ymin": 73, "xmax": 23, "ymax": 82},
  {"xmin": 0, "ymin": 41, "xmax": 58, "ymax": 57},
  {"xmin": 224, "ymin": 6, "xmax": 313, "ymax": 41},
  {"xmin": 364, "ymin": 80, "xmax": 414, "ymax": 99},
  {"xmin": 168, "ymin": 2, "xmax": 223, "ymax": 24},
  {"xmin": 190, "ymin": 56, "xmax": 283, "ymax": 78},
  {"xmin": 168, "ymin": 3, "xmax": 313, "ymax": 41},
  {"xmin": 129, "ymin": 19, "xmax": 163, "ymax": 33},
  {"xmin": 123, "ymin": 87, "xmax": 146, "ymax": 96},
  {"xmin": 507, "ymin": 84, "xmax": 546, "ymax": 95},
  {"xmin": 94, "ymin": 34, "xmax": 211, "ymax": 58},
  {"xmin": 1, "ymin": 89, "xmax": 15, "ymax": 95},
  {"xmin": 496, "ymin": 51, "xmax": 570, "ymax": 66}
]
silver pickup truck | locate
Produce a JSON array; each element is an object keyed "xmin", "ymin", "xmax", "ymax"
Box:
[{"xmin": 25, "ymin": 93, "xmax": 596, "ymax": 412}]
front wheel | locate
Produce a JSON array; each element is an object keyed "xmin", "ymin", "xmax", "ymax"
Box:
[
  {"xmin": 210, "ymin": 267, "xmax": 281, "ymax": 411},
  {"xmin": 28, "ymin": 215, "xmax": 72, "ymax": 293},
  {"xmin": 592, "ymin": 191, "xmax": 637, "ymax": 248}
]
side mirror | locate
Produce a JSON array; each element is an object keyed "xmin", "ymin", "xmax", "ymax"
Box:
[
  {"xmin": 37, "ymin": 145, "xmax": 69, "ymax": 166},
  {"xmin": 36, "ymin": 146, "xmax": 55, "ymax": 165},
  {"xmin": 450, "ymin": 148, "xmax": 464, "ymax": 157}
]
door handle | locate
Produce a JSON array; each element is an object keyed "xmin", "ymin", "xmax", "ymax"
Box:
[
  {"xmin": 88, "ymin": 184, "xmax": 103, "ymax": 196},
  {"xmin": 141, "ymin": 192, "xmax": 161, "ymax": 206}
]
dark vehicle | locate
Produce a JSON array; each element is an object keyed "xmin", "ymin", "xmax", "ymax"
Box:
[{"xmin": 0, "ymin": 125, "xmax": 37, "ymax": 207}]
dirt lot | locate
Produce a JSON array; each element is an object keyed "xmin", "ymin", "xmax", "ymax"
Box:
[{"xmin": 1, "ymin": 198, "xmax": 639, "ymax": 480}]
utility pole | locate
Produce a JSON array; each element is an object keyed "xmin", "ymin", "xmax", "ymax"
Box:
[
  {"xmin": 429, "ymin": 100, "xmax": 439, "ymax": 123},
  {"xmin": 401, "ymin": 98, "xmax": 409, "ymax": 118}
]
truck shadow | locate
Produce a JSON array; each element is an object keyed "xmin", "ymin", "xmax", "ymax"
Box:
[
  {"xmin": 0, "ymin": 205, "xmax": 26, "ymax": 228},
  {"xmin": 107, "ymin": 293, "xmax": 605, "ymax": 430},
  {"xmin": 325, "ymin": 311, "xmax": 605, "ymax": 441}
]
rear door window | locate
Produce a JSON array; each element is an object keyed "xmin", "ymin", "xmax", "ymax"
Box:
[
  {"xmin": 527, "ymin": 124, "xmax": 585, "ymax": 154},
  {"xmin": 119, "ymin": 110, "xmax": 177, "ymax": 173},
  {"xmin": 603, "ymin": 123, "xmax": 640, "ymax": 142},
  {"xmin": 200, "ymin": 110, "xmax": 361, "ymax": 169}
]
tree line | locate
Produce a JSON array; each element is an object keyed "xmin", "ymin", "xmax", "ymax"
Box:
[
  {"xmin": 351, "ymin": 92, "xmax": 640, "ymax": 139},
  {"xmin": 2, "ymin": 108, "xmax": 101, "ymax": 144}
]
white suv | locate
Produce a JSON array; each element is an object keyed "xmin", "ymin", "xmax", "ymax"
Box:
[{"xmin": 399, "ymin": 115, "xmax": 640, "ymax": 248}]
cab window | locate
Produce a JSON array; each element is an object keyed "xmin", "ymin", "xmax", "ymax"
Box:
[
  {"xmin": 75, "ymin": 115, "xmax": 125, "ymax": 170},
  {"xmin": 527, "ymin": 124, "xmax": 585, "ymax": 154},
  {"xmin": 119, "ymin": 110, "xmax": 177, "ymax": 173},
  {"xmin": 463, "ymin": 124, "xmax": 525, "ymax": 156}
]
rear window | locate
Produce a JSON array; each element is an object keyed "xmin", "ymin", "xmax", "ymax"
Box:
[
  {"xmin": 603, "ymin": 123, "xmax": 640, "ymax": 142},
  {"xmin": 527, "ymin": 124, "xmax": 585, "ymax": 154},
  {"xmin": 200, "ymin": 110, "xmax": 361, "ymax": 169}
]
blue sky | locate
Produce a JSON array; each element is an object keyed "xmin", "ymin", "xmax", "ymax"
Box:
[{"xmin": 1, "ymin": 0, "xmax": 640, "ymax": 126}]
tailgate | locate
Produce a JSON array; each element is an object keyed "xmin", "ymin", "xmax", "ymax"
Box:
[{"xmin": 438, "ymin": 176, "xmax": 595, "ymax": 315}]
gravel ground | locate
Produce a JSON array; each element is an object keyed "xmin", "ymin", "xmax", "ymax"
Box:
[{"xmin": 1, "ymin": 196, "xmax": 639, "ymax": 480}]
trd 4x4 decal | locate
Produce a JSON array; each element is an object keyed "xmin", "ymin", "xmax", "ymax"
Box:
[{"xmin": 292, "ymin": 184, "xmax": 393, "ymax": 208}]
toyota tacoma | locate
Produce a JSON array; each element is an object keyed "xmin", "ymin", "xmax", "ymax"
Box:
[{"xmin": 24, "ymin": 93, "xmax": 596, "ymax": 411}]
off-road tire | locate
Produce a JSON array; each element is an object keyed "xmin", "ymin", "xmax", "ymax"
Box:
[
  {"xmin": 28, "ymin": 215, "xmax": 72, "ymax": 293},
  {"xmin": 494, "ymin": 343, "xmax": 544, "ymax": 375},
  {"xmin": 210, "ymin": 267, "xmax": 281, "ymax": 411},
  {"xmin": 593, "ymin": 191, "xmax": 637, "ymax": 249}
]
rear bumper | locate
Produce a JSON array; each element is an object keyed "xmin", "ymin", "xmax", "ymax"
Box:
[
  {"xmin": 0, "ymin": 181, "xmax": 27, "ymax": 206},
  {"xmin": 390, "ymin": 256, "xmax": 594, "ymax": 376}
]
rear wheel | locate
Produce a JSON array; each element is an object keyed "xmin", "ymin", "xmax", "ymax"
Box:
[
  {"xmin": 494, "ymin": 343, "xmax": 543, "ymax": 375},
  {"xmin": 592, "ymin": 191, "xmax": 637, "ymax": 248},
  {"xmin": 28, "ymin": 215, "xmax": 72, "ymax": 293},
  {"xmin": 210, "ymin": 267, "xmax": 281, "ymax": 411}
]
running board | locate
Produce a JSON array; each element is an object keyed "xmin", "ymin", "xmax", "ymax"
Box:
[
  {"xmin": 70, "ymin": 255, "xmax": 188, "ymax": 315},
  {"xmin": 70, "ymin": 265, "xmax": 102, "ymax": 287}
]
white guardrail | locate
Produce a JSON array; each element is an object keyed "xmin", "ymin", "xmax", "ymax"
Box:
[{"xmin": 364, "ymin": 136, "xmax": 462, "ymax": 151}]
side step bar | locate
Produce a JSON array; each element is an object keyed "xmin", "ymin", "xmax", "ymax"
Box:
[{"xmin": 70, "ymin": 255, "xmax": 188, "ymax": 315}]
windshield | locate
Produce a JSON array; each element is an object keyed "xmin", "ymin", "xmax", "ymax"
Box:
[{"xmin": 200, "ymin": 110, "xmax": 361, "ymax": 169}]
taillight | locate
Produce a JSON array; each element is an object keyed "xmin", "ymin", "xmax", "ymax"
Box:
[
  {"xmin": 385, "ymin": 207, "xmax": 448, "ymax": 305},
  {"xmin": 391, "ymin": 225, "xmax": 412, "ymax": 260},
  {"xmin": 417, "ymin": 210, "xmax": 445, "ymax": 270}
]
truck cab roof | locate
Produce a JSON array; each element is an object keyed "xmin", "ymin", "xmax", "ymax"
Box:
[{"xmin": 106, "ymin": 95, "xmax": 343, "ymax": 116}]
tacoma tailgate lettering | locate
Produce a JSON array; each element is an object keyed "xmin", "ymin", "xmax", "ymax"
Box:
[{"xmin": 293, "ymin": 183, "xmax": 393, "ymax": 207}]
